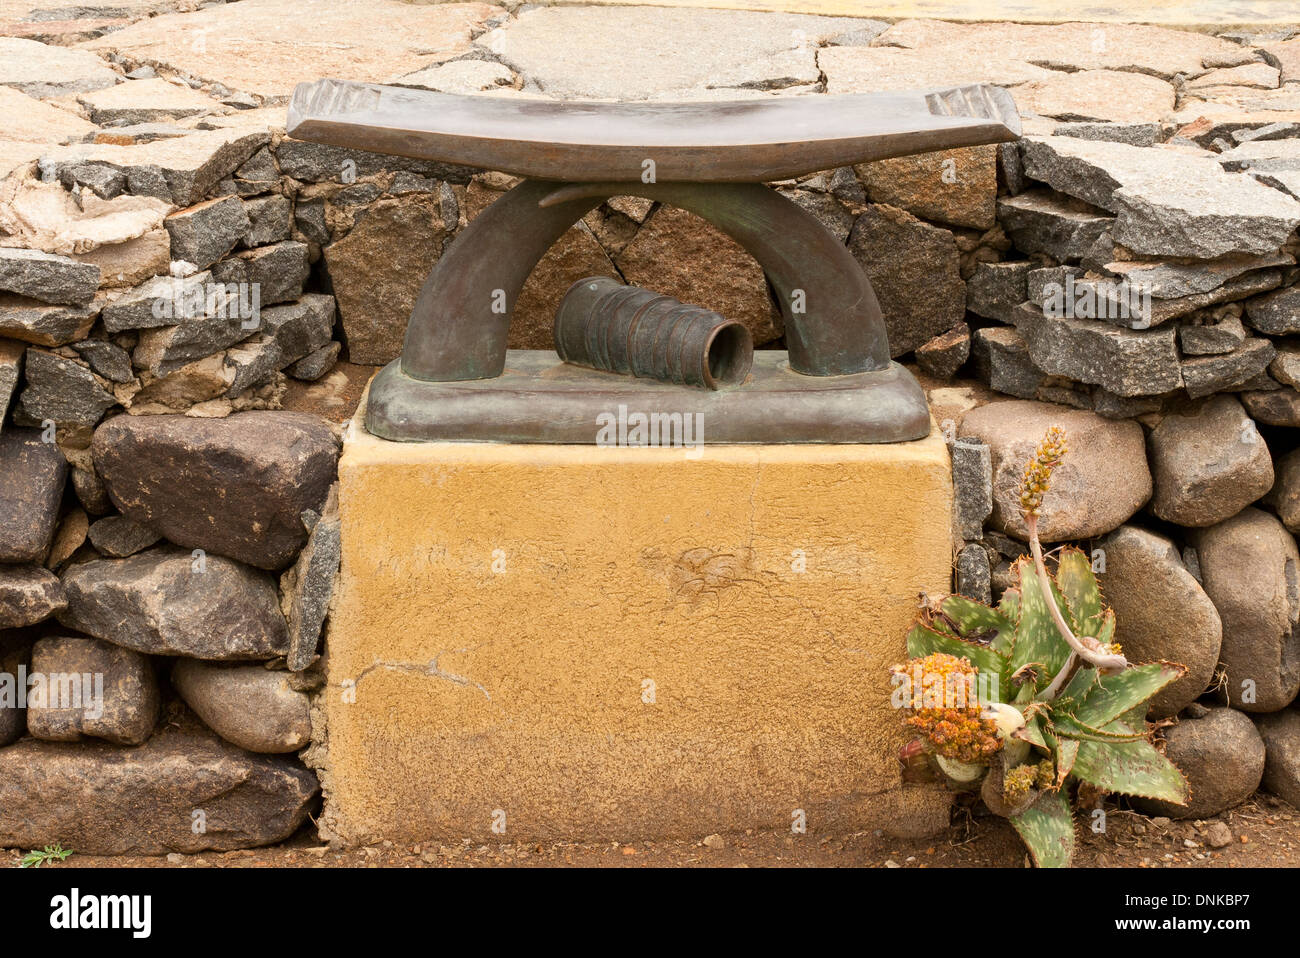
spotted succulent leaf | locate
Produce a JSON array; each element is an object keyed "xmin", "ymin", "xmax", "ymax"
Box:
[
  {"xmin": 1050, "ymin": 710, "xmax": 1147, "ymax": 743},
  {"xmin": 1073, "ymin": 662, "xmax": 1186, "ymax": 729},
  {"xmin": 1010, "ymin": 789, "xmax": 1074, "ymax": 868},
  {"xmin": 939, "ymin": 595, "xmax": 1014, "ymax": 655},
  {"xmin": 1115, "ymin": 702, "xmax": 1149, "ymax": 730},
  {"xmin": 1016, "ymin": 713, "xmax": 1049, "ymax": 753},
  {"xmin": 998, "ymin": 588, "xmax": 1020, "ymax": 626},
  {"xmin": 1008, "ymin": 559, "xmax": 1072, "ymax": 690},
  {"xmin": 1055, "ymin": 547, "xmax": 1105, "ymax": 636},
  {"xmin": 1051, "ymin": 663, "xmax": 1097, "ymax": 710},
  {"xmin": 1093, "ymin": 608, "xmax": 1116, "ymax": 646},
  {"xmin": 905, "ymin": 624, "xmax": 1008, "ymax": 691},
  {"xmin": 1054, "ymin": 737, "xmax": 1079, "ymax": 787},
  {"xmin": 1070, "ymin": 736, "xmax": 1189, "ymax": 804}
]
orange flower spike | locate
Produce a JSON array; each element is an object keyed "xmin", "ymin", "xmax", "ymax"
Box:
[{"xmin": 1018, "ymin": 427, "xmax": 1068, "ymax": 519}]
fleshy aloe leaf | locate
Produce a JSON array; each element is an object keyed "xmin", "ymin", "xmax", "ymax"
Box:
[
  {"xmin": 1050, "ymin": 711, "xmax": 1147, "ymax": 743},
  {"xmin": 1056, "ymin": 547, "xmax": 1105, "ymax": 636},
  {"xmin": 1070, "ymin": 737, "xmax": 1188, "ymax": 804},
  {"xmin": 1016, "ymin": 714, "xmax": 1048, "ymax": 752},
  {"xmin": 1008, "ymin": 559, "xmax": 1072, "ymax": 691},
  {"xmin": 1115, "ymin": 702, "xmax": 1149, "ymax": 730},
  {"xmin": 939, "ymin": 595, "xmax": 1012, "ymax": 649},
  {"xmin": 1074, "ymin": 662, "xmax": 1186, "ymax": 729},
  {"xmin": 1010, "ymin": 790, "xmax": 1074, "ymax": 868},
  {"xmin": 998, "ymin": 588, "xmax": 1020, "ymax": 629},
  {"xmin": 1093, "ymin": 608, "xmax": 1116, "ymax": 646},
  {"xmin": 1055, "ymin": 737, "xmax": 1079, "ymax": 786},
  {"xmin": 1053, "ymin": 663, "xmax": 1098, "ymax": 709},
  {"xmin": 906, "ymin": 623, "xmax": 1009, "ymax": 690}
]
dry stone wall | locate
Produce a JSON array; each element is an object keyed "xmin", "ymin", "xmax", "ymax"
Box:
[{"xmin": 0, "ymin": 0, "xmax": 1299, "ymax": 849}]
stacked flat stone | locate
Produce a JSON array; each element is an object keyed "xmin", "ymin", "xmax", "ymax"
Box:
[{"xmin": 0, "ymin": 412, "xmax": 339, "ymax": 854}]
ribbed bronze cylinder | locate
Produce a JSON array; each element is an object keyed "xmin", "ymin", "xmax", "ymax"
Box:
[{"xmin": 554, "ymin": 276, "xmax": 754, "ymax": 390}]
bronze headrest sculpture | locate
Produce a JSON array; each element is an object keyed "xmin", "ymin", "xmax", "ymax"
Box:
[{"xmin": 286, "ymin": 80, "xmax": 1021, "ymax": 443}]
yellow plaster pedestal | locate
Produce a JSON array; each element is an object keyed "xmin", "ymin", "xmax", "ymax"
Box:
[{"xmin": 315, "ymin": 398, "xmax": 955, "ymax": 844}]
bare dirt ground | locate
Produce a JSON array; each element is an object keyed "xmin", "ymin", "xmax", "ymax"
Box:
[{"xmin": 9, "ymin": 793, "xmax": 1297, "ymax": 869}]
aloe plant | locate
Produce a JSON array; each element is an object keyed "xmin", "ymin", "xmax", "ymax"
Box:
[{"xmin": 892, "ymin": 427, "xmax": 1188, "ymax": 867}]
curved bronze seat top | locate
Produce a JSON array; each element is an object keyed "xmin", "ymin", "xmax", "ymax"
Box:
[{"xmin": 287, "ymin": 79, "xmax": 1021, "ymax": 183}]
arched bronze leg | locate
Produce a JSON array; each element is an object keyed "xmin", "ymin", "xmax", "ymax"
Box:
[
  {"xmin": 400, "ymin": 179, "xmax": 891, "ymax": 382},
  {"xmin": 401, "ymin": 179, "xmax": 602, "ymax": 382}
]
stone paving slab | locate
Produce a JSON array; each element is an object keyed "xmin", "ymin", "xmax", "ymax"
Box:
[
  {"xmin": 478, "ymin": 5, "xmax": 867, "ymax": 99},
  {"xmin": 524, "ymin": 0, "xmax": 1300, "ymax": 29},
  {"xmin": 0, "ymin": 86, "xmax": 96, "ymax": 143},
  {"xmin": 0, "ymin": 35, "xmax": 119, "ymax": 98},
  {"xmin": 79, "ymin": 0, "xmax": 506, "ymax": 101}
]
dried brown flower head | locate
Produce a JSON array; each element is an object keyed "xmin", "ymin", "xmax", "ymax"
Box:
[{"xmin": 892, "ymin": 653, "xmax": 1002, "ymax": 765}]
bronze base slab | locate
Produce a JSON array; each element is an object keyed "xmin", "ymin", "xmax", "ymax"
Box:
[{"xmin": 364, "ymin": 350, "xmax": 931, "ymax": 444}]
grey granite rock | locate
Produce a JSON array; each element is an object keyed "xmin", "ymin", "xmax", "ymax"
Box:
[
  {"xmin": 950, "ymin": 437, "xmax": 992, "ymax": 542},
  {"xmin": 1190, "ymin": 508, "xmax": 1300, "ymax": 712},
  {"xmin": 1147, "ymin": 395, "xmax": 1273, "ymax": 526},
  {"xmin": 0, "ymin": 338, "xmax": 20, "ymax": 429},
  {"xmin": 0, "ymin": 725, "xmax": 318, "ymax": 854},
  {"xmin": 70, "ymin": 338, "xmax": 134, "ymax": 383},
  {"xmin": 13, "ymin": 349, "xmax": 116, "ymax": 428},
  {"xmin": 915, "ymin": 323, "xmax": 970, "ymax": 378},
  {"xmin": 1053, "ymin": 121, "xmax": 1164, "ymax": 147},
  {"xmin": 0, "ymin": 296, "xmax": 98, "ymax": 347},
  {"xmin": 86, "ymin": 514, "xmax": 161, "ymax": 558},
  {"xmin": 209, "ymin": 240, "xmax": 310, "ymax": 307},
  {"xmin": 1245, "ymin": 286, "xmax": 1300, "ymax": 335},
  {"xmin": 172, "ymin": 660, "xmax": 311, "ymax": 753},
  {"xmin": 1242, "ymin": 387, "xmax": 1300, "ymax": 426},
  {"xmin": 39, "ymin": 129, "xmax": 270, "ymax": 207},
  {"xmin": 955, "ymin": 543, "xmax": 991, "ymax": 604},
  {"xmin": 847, "ymin": 204, "xmax": 964, "ymax": 357},
  {"xmin": 92, "ymin": 411, "xmax": 339, "ymax": 570},
  {"xmin": 1178, "ymin": 315, "xmax": 1247, "ymax": 355},
  {"xmin": 284, "ymin": 340, "xmax": 340, "ymax": 382},
  {"xmin": 277, "ymin": 138, "xmax": 471, "ymax": 184},
  {"xmin": 966, "ymin": 261, "xmax": 1035, "ymax": 323},
  {"xmin": 222, "ymin": 293, "xmax": 335, "ymax": 396},
  {"xmin": 0, "ymin": 430, "xmax": 67, "ymax": 564},
  {"xmin": 1137, "ymin": 707, "xmax": 1263, "ymax": 819},
  {"xmin": 971, "ymin": 325, "xmax": 1046, "ymax": 399},
  {"xmin": 1012, "ymin": 302, "xmax": 1182, "ymax": 397},
  {"xmin": 164, "ymin": 195, "xmax": 250, "ymax": 271},
  {"xmin": 1181, "ymin": 336, "xmax": 1276, "ymax": 398},
  {"xmin": 0, "ymin": 249, "xmax": 99, "ymax": 307},
  {"xmin": 101, "ymin": 271, "xmax": 216, "ymax": 333},
  {"xmin": 958, "ymin": 399, "xmax": 1151, "ymax": 542},
  {"xmin": 240, "ymin": 195, "xmax": 292, "ymax": 248},
  {"xmin": 996, "ymin": 188, "xmax": 1113, "ymax": 262},
  {"xmin": 1021, "ymin": 136, "xmax": 1300, "ymax": 258},
  {"xmin": 1095, "ymin": 526, "xmax": 1222, "ymax": 718},
  {"xmin": 1254, "ymin": 711, "xmax": 1300, "ymax": 808}
]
